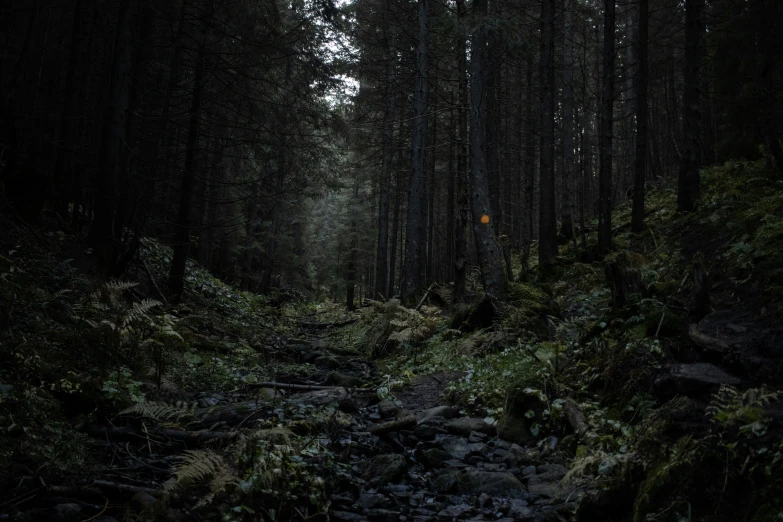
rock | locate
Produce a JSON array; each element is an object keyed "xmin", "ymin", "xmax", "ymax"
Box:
[
  {"xmin": 437, "ymin": 504, "xmax": 472, "ymax": 518},
  {"xmin": 654, "ymin": 363, "xmax": 740, "ymax": 399},
  {"xmin": 287, "ymin": 338, "xmax": 310, "ymax": 345},
  {"xmin": 365, "ymin": 508, "xmax": 400, "ymax": 522},
  {"xmin": 436, "ymin": 435, "xmax": 471, "ymax": 459},
  {"xmin": 416, "ymin": 405, "xmax": 459, "ymax": 424},
  {"xmin": 331, "ymin": 511, "xmax": 365, "ymax": 522},
  {"xmin": 434, "ymin": 469, "xmax": 525, "ymax": 496},
  {"xmin": 130, "ymin": 492, "xmax": 157, "ymax": 512},
  {"xmin": 468, "ymin": 431, "xmax": 486, "ymax": 442},
  {"xmin": 360, "ymin": 454, "xmax": 407, "ymax": 484},
  {"xmin": 254, "ymin": 387, "xmax": 284, "ymax": 400},
  {"xmin": 314, "ymin": 355, "xmax": 342, "ymax": 369},
  {"xmin": 301, "ymin": 350, "xmax": 324, "ymax": 363},
  {"xmin": 477, "ymin": 493, "xmax": 493, "ymax": 508},
  {"xmin": 536, "ymin": 463, "xmax": 567, "ymax": 478},
  {"xmin": 0, "ymin": 384, "xmax": 12, "ymax": 398},
  {"xmin": 326, "ymin": 371, "xmax": 363, "ymax": 388},
  {"xmin": 521, "ymin": 465, "xmax": 537, "ymax": 477},
  {"xmin": 414, "ymin": 420, "xmax": 446, "ymax": 441},
  {"xmin": 504, "ymin": 443, "xmax": 539, "ymax": 468},
  {"xmin": 445, "ymin": 417, "xmax": 497, "ymax": 437},
  {"xmin": 526, "ymin": 466, "xmax": 566, "ymax": 499},
  {"xmin": 508, "ymin": 498, "xmax": 532, "ymax": 518},
  {"xmin": 378, "ymin": 400, "xmax": 401, "ymax": 419},
  {"xmin": 468, "ymin": 442, "xmax": 487, "ymax": 455},
  {"xmin": 359, "ymin": 493, "xmax": 391, "ymax": 511},
  {"xmin": 418, "ymin": 448, "xmax": 452, "ymax": 468},
  {"xmin": 52, "ymin": 503, "xmax": 82, "ymax": 521},
  {"xmin": 294, "ymin": 387, "xmax": 348, "ymax": 406},
  {"xmin": 498, "ymin": 388, "xmax": 548, "ymax": 445},
  {"xmin": 526, "ymin": 476, "xmax": 560, "ymax": 499}
]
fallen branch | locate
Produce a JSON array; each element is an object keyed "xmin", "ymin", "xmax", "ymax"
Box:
[
  {"xmin": 414, "ymin": 283, "xmax": 437, "ymax": 311},
  {"xmin": 688, "ymin": 324, "xmax": 732, "ymax": 352},
  {"xmin": 294, "ymin": 318, "xmax": 357, "ymax": 329},
  {"xmin": 564, "ymin": 399, "xmax": 598, "ymax": 446},
  {"xmin": 367, "ymin": 415, "xmax": 417, "ymax": 435},
  {"xmin": 140, "ymin": 257, "xmax": 168, "ymax": 306},
  {"xmin": 92, "ymin": 480, "xmax": 160, "ymax": 496},
  {"xmin": 244, "ymin": 382, "xmax": 374, "ymax": 393},
  {"xmin": 85, "ymin": 425, "xmax": 237, "ymax": 444}
]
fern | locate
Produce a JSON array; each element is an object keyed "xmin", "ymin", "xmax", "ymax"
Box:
[
  {"xmin": 120, "ymin": 401, "xmax": 196, "ymax": 423},
  {"xmin": 707, "ymin": 384, "xmax": 781, "ymax": 436},
  {"xmin": 172, "ymin": 449, "xmax": 237, "ymax": 495}
]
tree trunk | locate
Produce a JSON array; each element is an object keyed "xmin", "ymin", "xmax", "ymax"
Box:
[
  {"xmin": 539, "ymin": 0, "xmax": 557, "ymax": 266},
  {"xmin": 388, "ymin": 110, "xmax": 406, "ymax": 297},
  {"xmin": 374, "ymin": 26, "xmax": 398, "ymax": 300},
  {"xmin": 469, "ymin": 0, "xmax": 506, "ymax": 300},
  {"xmin": 561, "ymin": 0, "xmax": 575, "ymax": 242},
  {"xmin": 401, "ymin": 0, "xmax": 430, "ymax": 304},
  {"xmin": 631, "ymin": 0, "xmax": 648, "ymax": 232},
  {"xmin": 598, "ymin": 0, "xmax": 616, "ymax": 256},
  {"xmin": 521, "ymin": 59, "xmax": 536, "ymax": 274},
  {"xmin": 346, "ymin": 178, "xmax": 360, "ymax": 310},
  {"xmin": 446, "ymin": 94, "xmax": 456, "ymax": 283},
  {"xmin": 453, "ymin": 0, "xmax": 469, "ymax": 302},
  {"xmin": 88, "ymin": 0, "xmax": 134, "ymax": 277},
  {"xmin": 168, "ymin": 12, "xmax": 208, "ymax": 298},
  {"xmin": 677, "ymin": 0, "xmax": 703, "ymax": 212}
]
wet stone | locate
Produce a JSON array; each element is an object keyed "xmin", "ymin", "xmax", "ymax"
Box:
[
  {"xmin": 360, "ymin": 454, "xmax": 407, "ymax": 484},
  {"xmin": 468, "ymin": 431, "xmax": 486, "ymax": 443},
  {"xmin": 331, "ymin": 511, "xmax": 365, "ymax": 522},
  {"xmin": 436, "ymin": 435, "xmax": 471, "ymax": 459},
  {"xmin": 437, "ymin": 503, "xmax": 472, "ymax": 518},
  {"xmin": 378, "ymin": 400, "xmax": 401, "ymax": 419},
  {"xmin": 521, "ymin": 465, "xmax": 537, "ymax": 477},
  {"xmin": 433, "ymin": 469, "xmax": 525, "ymax": 496},
  {"xmin": 360, "ymin": 493, "xmax": 391, "ymax": 511},
  {"xmin": 445, "ymin": 417, "xmax": 496, "ymax": 437}
]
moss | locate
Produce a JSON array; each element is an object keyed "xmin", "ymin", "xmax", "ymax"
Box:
[{"xmin": 644, "ymin": 307, "xmax": 684, "ymax": 338}]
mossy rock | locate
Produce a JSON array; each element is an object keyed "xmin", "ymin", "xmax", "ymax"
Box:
[
  {"xmin": 498, "ymin": 386, "xmax": 547, "ymax": 445},
  {"xmin": 450, "ymin": 296, "xmax": 496, "ymax": 332}
]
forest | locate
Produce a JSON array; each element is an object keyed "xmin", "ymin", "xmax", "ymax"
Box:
[{"xmin": 0, "ymin": 0, "xmax": 782, "ymax": 520}]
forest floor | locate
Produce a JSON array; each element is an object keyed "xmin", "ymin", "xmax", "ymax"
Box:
[{"xmin": 1, "ymin": 157, "xmax": 783, "ymax": 522}]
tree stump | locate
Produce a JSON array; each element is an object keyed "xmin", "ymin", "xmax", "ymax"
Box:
[{"xmin": 604, "ymin": 252, "xmax": 644, "ymax": 307}]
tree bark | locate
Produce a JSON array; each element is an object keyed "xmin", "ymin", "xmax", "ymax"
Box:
[
  {"xmin": 539, "ymin": 0, "xmax": 557, "ymax": 266},
  {"xmin": 169, "ymin": 11, "xmax": 209, "ymax": 297},
  {"xmin": 561, "ymin": 0, "xmax": 575, "ymax": 242},
  {"xmin": 598, "ymin": 0, "xmax": 616, "ymax": 256},
  {"xmin": 88, "ymin": 0, "xmax": 134, "ymax": 277},
  {"xmin": 677, "ymin": 0, "xmax": 703, "ymax": 212},
  {"xmin": 469, "ymin": 0, "xmax": 506, "ymax": 299},
  {"xmin": 454, "ymin": 0, "xmax": 469, "ymax": 302},
  {"xmin": 401, "ymin": 0, "xmax": 430, "ymax": 304},
  {"xmin": 631, "ymin": 0, "xmax": 649, "ymax": 232}
]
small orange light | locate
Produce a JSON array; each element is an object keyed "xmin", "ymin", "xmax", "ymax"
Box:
[{"xmin": 480, "ymin": 214, "xmax": 490, "ymax": 224}]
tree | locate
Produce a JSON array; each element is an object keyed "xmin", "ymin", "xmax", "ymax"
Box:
[
  {"xmin": 677, "ymin": 0, "xmax": 704, "ymax": 212},
  {"xmin": 631, "ymin": 0, "xmax": 649, "ymax": 231},
  {"xmin": 598, "ymin": 0, "xmax": 616, "ymax": 256},
  {"xmin": 561, "ymin": 0, "xmax": 575, "ymax": 241},
  {"xmin": 469, "ymin": 0, "xmax": 506, "ymax": 299},
  {"xmin": 539, "ymin": 0, "xmax": 557, "ymax": 266},
  {"xmin": 401, "ymin": 0, "xmax": 430, "ymax": 304}
]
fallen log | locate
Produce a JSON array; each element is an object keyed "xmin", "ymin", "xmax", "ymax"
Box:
[
  {"xmin": 244, "ymin": 382, "xmax": 374, "ymax": 393},
  {"xmin": 367, "ymin": 415, "xmax": 417, "ymax": 435},
  {"xmin": 92, "ymin": 480, "xmax": 160, "ymax": 496},
  {"xmin": 85, "ymin": 425, "xmax": 237, "ymax": 444},
  {"xmin": 688, "ymin": 324, "xmax": 732, "ymax": 352},
  {"xmin": 563, "ymin": 399, "xmax": 598, "ymax": 445},
  {"xmin": 294, "ymin": 318, "xmax": 357, "ymax": 329}
]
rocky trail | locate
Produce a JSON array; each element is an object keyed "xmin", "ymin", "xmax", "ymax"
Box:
[{"xmin": 2, "ymin": 319, "xmax": 586, "ymax": 522}]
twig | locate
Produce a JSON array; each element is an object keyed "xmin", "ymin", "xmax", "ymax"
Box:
[
  {"xmin": 655, "ymin": 309, "xmax": 666, "ymax": 338},
  {"xmin": 140, "ymin": 257, "xmax": 167, "ymax": 306},
  {"xmin": 80, "ymin": 497, "xmax": 108, "ymax": 522},
  {"xmin": 415, "ymin": 283, "xmax": 437, "ymax": 311}
]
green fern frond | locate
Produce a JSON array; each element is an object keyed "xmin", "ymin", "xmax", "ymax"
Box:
[
  {"xmin": 173, "ymin": 449, "xmax": 237, "ymax": 489},
  {"xmin": 120, "ymin": 401, "xmax": 196, "ymax": 422},
  {"xmin": 122, "ymin": 299, "xmax": 161, "ymax": 327}
]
